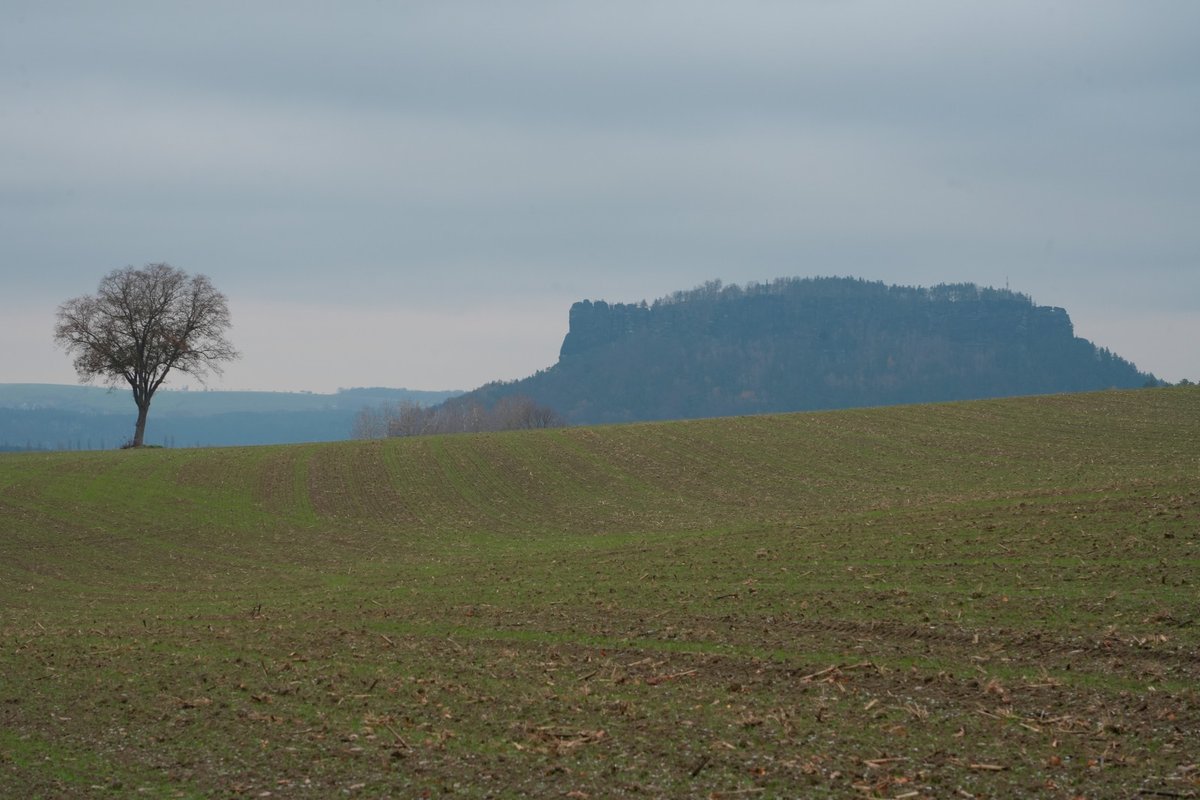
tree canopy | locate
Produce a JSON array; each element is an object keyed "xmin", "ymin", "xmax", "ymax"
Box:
[{"xmin": 54, "ymin": 263, "xmax": 237, "ymax": 447}]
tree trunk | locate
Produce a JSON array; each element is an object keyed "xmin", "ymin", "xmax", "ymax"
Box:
[{"xmin": 132, "ymin": 402, "xmax": 150, "ymax": 447}]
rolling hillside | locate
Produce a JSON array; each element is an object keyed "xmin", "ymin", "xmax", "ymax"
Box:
[{"xmin": 1, "ymin": 388, "xmax": 1197, "ymax": 797}]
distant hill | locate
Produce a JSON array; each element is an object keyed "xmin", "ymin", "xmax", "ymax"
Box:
[
  {"xmin": 453, "ymin": 277, "xmax": 1157, "ymax": 424},
  {"xmin": 0, "ymin": 385, "xmax": 461, "ymax": 450}
]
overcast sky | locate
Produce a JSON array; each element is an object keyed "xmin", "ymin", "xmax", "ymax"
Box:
[{"xmin": 3, "ymin": 1, "xmax": 1197, "ymax": 392}]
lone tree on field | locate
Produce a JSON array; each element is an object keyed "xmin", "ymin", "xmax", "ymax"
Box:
[{"xmin": 54, "ymin": 263, "xmax": 238, "ymax": 448}]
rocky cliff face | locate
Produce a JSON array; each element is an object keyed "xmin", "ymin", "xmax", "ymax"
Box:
[{"xmin": 559, "ymin": 300, "xmax": 653, "ymax": 359}]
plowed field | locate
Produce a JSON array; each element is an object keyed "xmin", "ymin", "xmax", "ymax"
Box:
[{"xmin": 2, "ymin": 388, "xmax": 1198, "ymax": 798}]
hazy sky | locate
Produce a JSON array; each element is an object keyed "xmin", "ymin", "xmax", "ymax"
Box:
[{"xmin": 3, "ymin": 2, "xmax": 1198, "ymax": 392}]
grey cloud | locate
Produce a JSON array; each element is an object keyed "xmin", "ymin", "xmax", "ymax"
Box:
[{"xmin": 2, "ymin": 1, "xmax": 1197, "ymax": 387}]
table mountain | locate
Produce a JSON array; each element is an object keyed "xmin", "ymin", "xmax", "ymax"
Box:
[{"xmin": 455, "ymin": 277, "xmax": 1155, "ymax": 424}]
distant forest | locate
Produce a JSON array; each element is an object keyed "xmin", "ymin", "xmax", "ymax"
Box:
[{"xmin": 454, "ymin": 277, "xmax": 1159, "ymax": 425}]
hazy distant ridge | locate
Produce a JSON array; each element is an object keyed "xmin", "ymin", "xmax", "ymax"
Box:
[{"xmin": 0, "ymin": 385, "xmax": 461, "ymax": 449}]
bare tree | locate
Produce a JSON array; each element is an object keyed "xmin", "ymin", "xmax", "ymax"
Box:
[
  {"xmin": 386, "ymin": 400, "xmax": 431, "ymax": 437},
  {"xmin": 54, "ymin": 263, "xmax": 238, "ymax": 447},
  {"xmin": 352, "ymin": 394, "xmax": 563, "ymax": 438},
  {"xmin": 351, "ymin": 405, "xmax": 387, "ymax": 440},
  {"xmin": 493, "ymin": 395, "xmax": 563, "ymax": 430}
]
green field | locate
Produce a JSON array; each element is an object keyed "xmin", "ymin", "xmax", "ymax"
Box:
[{"xmin": 2, "ymin": 388, "xmax": 1198, "ymax": 798}]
